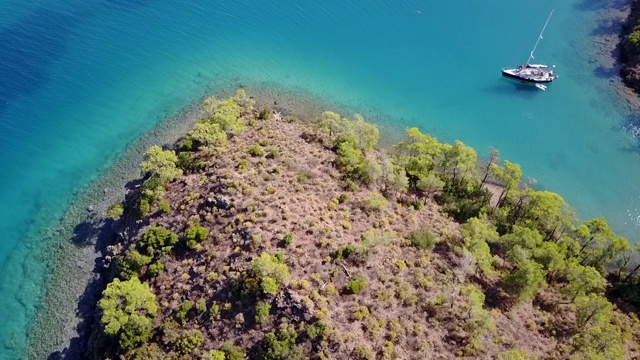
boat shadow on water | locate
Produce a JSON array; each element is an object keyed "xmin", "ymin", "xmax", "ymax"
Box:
[{"xmin": 483, "ymin": 78, "xmax": 550, "ymax": 98}]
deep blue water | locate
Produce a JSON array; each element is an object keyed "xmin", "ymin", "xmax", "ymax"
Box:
[{"xmin": 0, "ymin": 0, "xmax": 637, "ymax": 358}]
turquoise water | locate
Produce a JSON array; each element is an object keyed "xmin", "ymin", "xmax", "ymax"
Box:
[{"xmin": 0, "ymin": 0, "xmax": 636, "ymax": 358}]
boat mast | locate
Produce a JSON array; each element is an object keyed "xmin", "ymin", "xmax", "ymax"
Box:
[{"xmin": 526, "ymin": 9, "xmax": 554, "ymax": 66}]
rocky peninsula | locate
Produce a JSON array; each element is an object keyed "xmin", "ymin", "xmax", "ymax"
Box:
[{"xmin": 65, "ymin": 91, "xmax": 640, "ymax": 359}]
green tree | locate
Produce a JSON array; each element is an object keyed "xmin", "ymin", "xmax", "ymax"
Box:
[
  {"xmin": 189, "ymin": 121, "xmax": 227, "ymax": 152},
  {"xmin": 480, "ymin": 147, "xmax": 499, "ymax": 188},
  {"xmin": 98, "ymin": 277, "xmax": 158, "ymax": 350},
  {"xmin": 574, "ymin": 293, "xmax": 613, "ymax": 329},
  {"xmin": 502, "ymin": 258, "xmax": 546, "ymax": 301},
  {"xmin": 209, "ymin": 350, "xmax": 226, "ymax": 360},
  {"xmin": 520, "ymin": 190, "xmax": 576, "ymax": 241},
  {"xmin": 492, "ymin": 160, "xmax": 522, "ymax": 208},
  {"xmin": 220, "ymin": 341, "xmax": 245, "ymax": 360},
  {"xmin": 461, "ymin": 285, "xmax": 496, "ymax": 338},
  {"xmin": 183, "ymin": 224, "xmax": 209, "ymax": 249},
  {"xmin": 375, "ymin": 153, "xmax": 409, "ymax": 194},
  {"xmin": 622, "ymin": 243, "xmax": 640, "ymax": 283},
  {"xmin": 263, "ymin": 322, "xmax": 302, "ymax": 360},
  {"xmin": 176, "ymin": 151, "xmax": 207, "ymax": 173},
  {"xmin": 141, "ymin": 145, "xmax": 182, "ymax": 185},
  {"xmin": 576, "ymin": 218, "xmax": 630, "ymax": 273},
  {"xmin": 317, "ymin": 112, "xmax": 379, "ymax": 151},
  {"xmin": 348, "ymin": 114, "xmax": 380, "ymax": 151},
  {"xmin": 232, "ymin": 89, "xmax": 256, "ymax": 115},
  {"xmin": 498, "ymin": 349, "xmax": 535, "ymax": 360},
  {"xmin": 570, "ymin": 323, "xmax": 624, "ymax": 360},
  {"xmin": 139, "ymin": 226, "xmax": 179, "ymax": 256},
  {"xmin": 316, "ymin": 111, "xmax": 343, "ymax": 138},
  {"xmin": 335, "ymin": 141, "xmax": 368, "ymax": 182},
  {"xmin": 255, "ymin": 301, "xmax": 271, "ymax": 324},
  {"xmin": 416, "ymin": 173, "xmax": 445, "ymax": 196},
  {"xmin": 498, "ymin": 225, "xmax": 543, "ymax": 254},
  {"xmin": 252, "ymin": 252, "xmax": 291, "ymax": 296},
  {"xmin": 532, "ymin": 241, "xmax": 567, "ymax": 275},
  {"xmin": 440, "ymin": 140, "xmax": 478, "ymax": 187},
  {"xmin": 201, "ymin": 96, "xmax": 245, "ymax": 133},
  {"xmin": 395, "ymin": 127, "xmax": 445, "ymax": 190},
  {"xmin": 562, "ymin": 262, "xmax": 606, "ymax": 301},
  {"xmin": 461, "ymin": 217, "xmax": 498, "ymax": 276},
  {"xmin": 177, "ymin": 329, "xmax": 204, "ymax": 354},
  {"xmin": 117, "ymin": 249, "xmax": 152, "ymax": 279}
]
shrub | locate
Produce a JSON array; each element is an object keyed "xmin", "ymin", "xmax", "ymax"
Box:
[
  {"xmin": 177, "ymin": 329, "xmax": 204, "ymax": 354},
  {"xmin": 158, "ymin": 200, "xmax": 171, "ymax": 213},
  {"xmin": 141, "ymin": 145, "xmax": 182, "ymax": 185},
  {"xmin": 502, "ymin": 259, "xmax": 546, "ymax": 302},
  {"xmin": 263, "ymin": 322, "xmax": 301, "ymax": 360},
  {"xmin": 209, "ymin": 350, "xmax": 226, "ymax": 360},
  {"xmin": 353, "ymin": 305, "xmax": 370, "ymax": 320},
  {"xmin": 183, "ymin": 224, "xmax": 209, "ymax": 249},
  {"xmin": 177, "ymin": 151, "xmax": 207, "ymax": 173},
  {"xmin": 334, "ymin": 245, "xmax": 356, "ymax": 263},
  {"xmin": 106, "ymin": 202, "xmax": 124, "ymax": 220},
  {"xmin": 175, "ymin": 300, "xmax": 194, "ymax": 324},
  {"xmin": 189, "ymin": 121, "xmax": 227, "ymax": 150},
  {"xmin": 118, "ymin": 249, "xmax": 152, "ymax": 279},
  {"xmin": 98, "ymin": 278, "xmax": 158, "ymax": 350},
  {"xmin": 408, "ymin": 230, "xmax": 437, "ymax": 250},
  {"xmin": 140, "ymin": 226, "xmax": 179, "ymax": 256},
  {"xmin": 351, "ymin": 345, "xmax": 374, "ymax": 360},
  {"xmin": 250, "ymin": 145, "xmax": 266, "ymax": 157},
  {"xmin": 306, "ymin": 322, "xmax": 325, "ymax": 340},
  {"xmin": 221, "ymin": 341, "xmax": 246, "ymax": 360},
  {"xmin": 237, "ymin": 159, "xmax": 249, "ymax": 172},
  {"xmin": 252, "ymin": 252, "xmax": 291, "ymax": 296},
  {"xmin": 283, "ymin": 233, "xmax": 294, "ymax": 247},
  {"xmin": 267, "ymin": 149, "xmax": 280, "ymax": 159},
  {"xmin": 210, "ymin": 303, "xmax": 221, "ymax": 321},
  {"xmin": 139, "ymin": 198, "xmax": 151, "ymax": 217},
  {"xmin": 346, "ymin": 276, "xmax": 367, "ymax": 294},
  {"xmin": 148, "ymin": 260, "xmax": 165, "ymax": 277},
  {"xmin": 196, "ymin": 298, "xmax": 208, "ymax": 313},
  {"xmin": 498, "ymin": 349, "xmax": 536, "ymax": 360},
  {"xmin": 259, "ymin": 107, "xmax": 271, "ymax": 120},
  {"xmin": 364, "ymin": 192, "xmax": 388, "ymax": 211},
  {"xmin": 255, "ymin": 301, "xmax": 271, "ymax": 324}
]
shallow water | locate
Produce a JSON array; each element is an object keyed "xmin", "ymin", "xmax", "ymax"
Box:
[{"xmin": 0, "ymin": 0, "xmax": 636, "ymax": 358}]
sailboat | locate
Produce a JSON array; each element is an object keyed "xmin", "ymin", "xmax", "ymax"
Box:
[{"xmin": 501, "ymin": 10, "xmax": 557, "ymax": 84}]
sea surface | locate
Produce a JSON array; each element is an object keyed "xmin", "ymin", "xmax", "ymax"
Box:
[{"xmin": 0, "ymin": 0, "xmax": 637, "ymax": 358}]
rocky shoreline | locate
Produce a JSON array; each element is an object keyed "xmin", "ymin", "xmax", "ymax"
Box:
[{"xmin": 26, "ymin": 102, "xmax": 205, "ymax": 360}]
